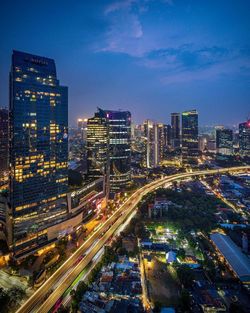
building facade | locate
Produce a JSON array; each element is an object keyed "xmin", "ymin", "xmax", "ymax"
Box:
[
  {"xmin": 171, "ymin": 112, "xmax": 181, "ymax": 149},
  {"xmin": 164, "ymin": 124, "xmax": 171, "ymax": 148},
  {"xmin": 239, "ymin": 120, "xmax": 250, "ymax": 158},
  {"xmin": 181, "ymin": 110, "xmax": 199, "ymax": 164},
  {"xmin": 9, "ymin": 51, "xmax": 69, "ymax": 257},
  {"xmin": 87, "ymin": 113, "xmax": 108, "ymax": 180},
  {"xmin": 87, "ymin": 108, "xmax": 131, "ymax": 194},
  {"xmin": 216, "ymin": 128, "xmax": 233, "ymax": 156},
  {"xmin": 144, "ymin": 120, "xmax": 165, "ymax": 168},
  {"xmin": 0, "ymin": 108, "xmax": 8, "ymax": 185}
]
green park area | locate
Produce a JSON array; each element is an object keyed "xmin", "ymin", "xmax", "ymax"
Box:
[{"xmin": 138, "ymin": 187, "xmax": 228, "ymax": 233}]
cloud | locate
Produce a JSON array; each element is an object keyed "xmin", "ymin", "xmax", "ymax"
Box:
[
  {"xmin": 157, "ymin": 47, "xmax": 250, "ymax": 85},
  {"xmin": 104, "ymin": 0, "xmax": 137, "ymax": 15},
  {"xmin": 97, "ymin": 12, "xmax": 144, "ymax": 56},
  {"xmin": 99, "ymin": 0, "xmax": 176, "ymax": 57},
  {"xmin": 96, "ymin": 1, "xmax": 250, "ymax": 85}
]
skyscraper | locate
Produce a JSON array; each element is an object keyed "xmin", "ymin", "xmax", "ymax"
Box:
[
  {"xmin": 216, "ymin": 128, "xmax": 233, "ymax": 156},
  {"xmin": 158, "ymin": 123, "xmax": 165, "ymax": 161},
  {"xmin": 144, "ymin": 120, "xmax": 163, "ymax": 168},
  {"xmin": 0, "ymin": 108, "xmax": 8, "ymax": 185},
  {"xmin": 9, "ymin": 51, "xmax": 69, "ymax": 257},
  {"xmin": 164, "ymin": 124, "xmax": 172, "ymax": 148},
  {"xmin": 171, "ymin": 113, "xmax": 181, "ymax": 149},
  {"xmin": 87, "ymin": 113, "xmax": 108, "ymax": 180},
  {"xmin": 239, "ymin": 120, "xmax": 250, "ymax": 157},
  {"xmin": 87, "ymin": 108, "xmax": 131, "ymax": 194},
  {"xmin": 181, "ymin": 110, "xmax": 199, "ymax": 164}
]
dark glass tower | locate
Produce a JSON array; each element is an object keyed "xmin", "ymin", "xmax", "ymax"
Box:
[
  {"xmin": 239, "ymin": 120, "xmax": 250, "ymax": 158},
  {"xmin": 216, "ymin": 128, "xmax": 233, "ymax": 156},
  {"xmin": 9, "ymin": 51, "xmax": 69, "ymax": 257},
  {"xmin": 0, "ymin": 108, "xmax": 9, "ymax": 184},
  {"xmin": 171, "ymin": 112, "xmax": 181, "ymax": 149},
  {"xmin": 87, "ymin": 113, "xmax": 108, "ymax": 179},
  {"xmin": 87, "ymin": 108, "xmax": 131, "ymax": 194},
  {"xmin": 181, "ymin": 110, "xmax": 199, "ymax": 164}
]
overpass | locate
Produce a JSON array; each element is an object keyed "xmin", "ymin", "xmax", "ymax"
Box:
[{"xmin": 16, "ymin": 165, "xmax": 250, "ymax": 313}]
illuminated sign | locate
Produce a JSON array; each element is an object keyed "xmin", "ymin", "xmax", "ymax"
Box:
[{"xmin": 71, "ymin": 182, "xmax": 96, "ymax": 198}]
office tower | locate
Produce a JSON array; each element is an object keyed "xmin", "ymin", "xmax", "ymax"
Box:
[
  {"xmin": 164, "ymin": 124, "xmax": 171, "ymax": 147},
  {"xmin": 198, "ymin": 135, "xmax": 208, "ymax": 152},
  {"xmin": 181, "ymin": 110, "xmax": 199, "ymax": 164},
  {"xmin": 216, "ymin": 128, "xmax": 233, "ymax": 156},
  {"xmin": 105, "ymin": 109, "xmax": 131, "ymax": 192},
  {"xmin": 9, "ymin": 51, "xmax": 69, "ymax": 257},
  {"xmin": 158, "ymin": 123, "xmax": 165, "ymax": 161},
  {"xmin": 144, "ymin": 120, "xmax": 162, "ymax": 168},
  {"xmin": 171, "ymin": 113, "xmax": 181, "ymax": 149},
  {"xmin": 87, "ymin": 108, "xmax": 131, "ymax": 193},
  {"xmin": 77, "ymin": 118, "xmax": 88, "ymax": 142},
  {"xmin": 239, "ymin": 120, "xmax": 250, "ymax": 157},
  {"xmin": 77, "ymin": 118, "xmax": 83, "ymax": 130},
  {"xmin": 144, "ymin": 120, "xmax": 154, "ymax": 168},
  {"xmin": 0, "ymin": 108, "xmax": 8, "ymax": 183},
  {"xmin": 87, "ymin": 113, "xmax": 108, "ymax": 180}
]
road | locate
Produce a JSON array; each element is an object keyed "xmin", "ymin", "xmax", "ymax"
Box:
[{"xmin": 16, "ymin": 165, "xmax": 250, "ymax": 313}]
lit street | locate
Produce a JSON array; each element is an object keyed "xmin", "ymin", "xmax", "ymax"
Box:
[{"xmin": 16, "ymin": 165, "xmax": 249, "ymax": 313}]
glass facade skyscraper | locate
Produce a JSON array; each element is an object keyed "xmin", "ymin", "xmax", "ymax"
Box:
[
  {"xmin": 144, "ymin": 120, "xmax": 164, "ymax": 168},
  {"xmin": 216, "ymin": 128, "xmax": 233, "ymax": 156},
  {"xmin": 87, "ymin": 113, "xmax": 108, "ymax": 180},
  {"xmin": 0, "ymin": 108, "xmax": 9, "ymax": 184},
  {"xmin": 105, "ymin": 109, "xmax": 131, "ymax": 192},
  {"xmin": 87, "ymin": 108, "xmax": 131, "ymax": 194},
  {"xmin": 9, "ymin": 51, "xmax": 69, "ymax": 257},
  {"xmin": 239, "ymin": 120, "xmax": 250, "ymax": 157},
  {"xmin": 182, "ymin": 110, "xmax": 199, "ymax": 164},
  {"xmin": 171, "ymin": 112, "xmax": 181, "ymax": 149}
]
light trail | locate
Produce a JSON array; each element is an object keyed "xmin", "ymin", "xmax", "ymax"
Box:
[{"xmin": 16, "ymin": 165, "xmax": 250, "ymax": 313}]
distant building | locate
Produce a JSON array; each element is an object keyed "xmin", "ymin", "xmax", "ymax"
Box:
[
  {"xmin": 87, "ymin": 108, "xmax": 131, "ymax": 194},
  {"xmin": 164, "ymin": 124, "xmax": 172, "ymax": 147},
  {"xmin": 158, "ymin": 123, "xmax": 165, "ymax": 161},
  {"xmin": 166, "ymin": 250, "xmax": 177, "ymax": 263},
  {"xmin": 198, "ymin": 135, "xmax": 208, "ymax": 152},
  {"xmin": 239, "ymin": 120, "xmax": 250, "ymax": 157},
  {"xmin": 0, "ymin": 108, "xmax": 8, "ymax": 182},
  {"xmin": 104, "ymin": 109, "xmax": 131, "ymax": 193},
  {"xmin": 216, "ymin": 128, "xmax": 233, "ymax": 156},
  {"xmin": 181, "ymin": 110, "xmax": 199, "ymax": 164},
  {"xmin": 148, "ymin": 198, "xmax": 169, "ymax": 218},
  {"xmin": 207, "ymin": 139, "xmax": 216, "ymax": 153},
  {"xmin": 171, "ymin": 112, "xmax": 180, "ymax": 149},
  {"xmin": 77, "ymin": 118, "xmax": 88, "ymax": 142},
  {"xmin": 87, "ymin": 113, "xmax": 108, "ymax": 181},
  {"xmin": 242, "ymin": 232, "xmax": 248, "ymax": 254},
  {"xmin": 9, "ymin": 51, "xmax": 69, "ymax": 257},
  {"xmin": 144, "ymin": 120, "xmax": 166, "ymax": 168},
  {"xmin": 210, "ymin": 232, "xmax": 250, "ymax": 284}
]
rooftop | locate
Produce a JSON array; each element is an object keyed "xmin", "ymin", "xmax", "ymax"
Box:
[{"xmin": 210, "ymin": 232, "xmax": 250, "ymax": 283}]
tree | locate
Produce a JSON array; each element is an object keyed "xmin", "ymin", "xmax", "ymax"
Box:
[
  {"xmin": 5, "ymin": 287, "xmax": 25, "ymax": 310},
  {"xmin": 175, "ymin": 264, "xmax": 194, "ymax": 287},
  {"xmin": 177, "ymin": 248, "xmax": 186, "ymax": 259},
  {"xmin": 229, "ymin": 302, "xmax": 245, "ymax": 313},
  {"xmin": 0, "ymin": 288, "xmax": 9, "ymax": 311},
  {"xmin": 179, "ymin": 289, "xmax": 191, "ymax": 312},
  {"xmin": 75, "ymin": 281, "xmax": 88, "ymax": 302}
]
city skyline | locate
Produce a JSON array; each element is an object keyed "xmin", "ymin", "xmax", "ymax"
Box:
[
  {"xmin": 1, "ymin": 0, "xmax": 250, "ymax": 126},
  {"xmin": 0, "ymin": 2, "xmax": 250, "ymax": 312}
]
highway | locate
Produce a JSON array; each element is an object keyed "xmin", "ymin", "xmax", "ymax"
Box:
[{"xmin": 16, "ymin": 165, "xmax": 250, "ymax": 313}]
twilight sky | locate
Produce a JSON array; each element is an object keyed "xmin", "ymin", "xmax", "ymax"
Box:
[{"xmin": 0, "ymin": 0, "xmax": 250, "ymax": 126}]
